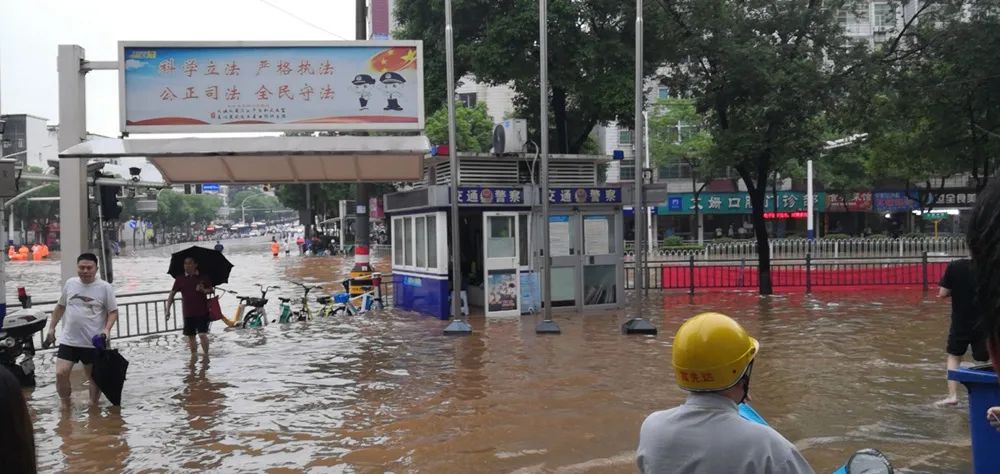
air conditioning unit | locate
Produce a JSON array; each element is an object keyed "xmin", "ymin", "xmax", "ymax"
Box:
[{"xmin": 492, "ymin": 119, "xmax": 528, "ymax": 155}]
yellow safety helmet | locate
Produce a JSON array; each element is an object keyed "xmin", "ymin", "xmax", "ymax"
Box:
[{"xmin": 672, "ymin": 312, "xmax": 759, "ymax": 392}]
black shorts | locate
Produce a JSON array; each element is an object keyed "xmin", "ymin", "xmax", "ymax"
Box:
[
  {"xmin": 183, "ymin": 317, "xmax": 210, "ymax": 336},
  {"xmin": 947, "ymin": 331, "xmax": 989, "ymax": 361},
  {"xmin": 57, "ymin": 344, "xmax": 97, "ymax": 365}
]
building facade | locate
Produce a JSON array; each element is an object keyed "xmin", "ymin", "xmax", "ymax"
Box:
[{"xmin": 0, "ymin": 114, "xmax": 52, "ymax": 170}]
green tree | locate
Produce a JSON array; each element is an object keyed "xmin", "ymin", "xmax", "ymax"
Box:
[
  {"xmin": 395, "ymin": 0, "xmax": 672, "ymax": 153},
  {"xmin": 425, "ymin": 102, "xmax": 495, "ymax": 151},
  {"xmin": 648, "ymin": 98, "xmax": 715, "ymax": 243},
  {"xmin": 658, "ymin": 0, "xmax": 862, "ymax": 294},
  {"xmin": 863, "ymin": 4, "xmax": 1000, "ymax": 199},
  {"xmin": 156, "ymin": 190, "xmax": 223, "ymax": 229}
]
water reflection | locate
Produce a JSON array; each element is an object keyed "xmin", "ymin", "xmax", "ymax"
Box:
[
  {"xmin": 16, "ymin": 242, "xmax": 975, "ymax": 472},
  {"xmin": 54, "ymin": 405, "xmax": 130, "ymax": 472}
]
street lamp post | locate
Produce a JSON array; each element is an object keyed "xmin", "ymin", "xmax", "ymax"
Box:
[
  {"xmin": 534, "ymin": 0, "xmax": 560, "ymax": 334},
  {"xmin": 442, "ymin": 0, "xmax": 471, "ymax": 335},
  {"xmin": 240, "ymin": 193, "xmax": 262, "ymax": 224},
  {"xmin": 622, "ymin": 0, "xmax": 657, "ymax": 335},
  {"xmin": 807, "ymin": 159, "xmax": 815, "ymax": 240},
  {"xmin": 809, "ymin": 133, "xmax": 869, "ymax": 241}
]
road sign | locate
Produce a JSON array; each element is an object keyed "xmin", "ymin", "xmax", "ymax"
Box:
[
  {"xmin": 922, "ymin": 212, "xmax": 948, "ymax": 221},
  {"xmin": 202, "ymin": 183, "xmax": 221, "ymax": 193},
  {"xmin": 136, "ymin": 200, "xmax": 158, "ymax": 212}
]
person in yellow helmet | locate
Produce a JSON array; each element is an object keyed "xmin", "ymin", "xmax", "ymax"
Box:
[{"xmin": 636, "ymin": 312, "xmax": 815, "ymax": 474}]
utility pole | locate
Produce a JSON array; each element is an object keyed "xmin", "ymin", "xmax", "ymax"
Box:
[
  {"xmin": 622, "ymin": 0, "xmax": 657, "ymax": 335},
  {"xmin": 442, "ymin": 0, "xmax": 471, "ymax": 334},
  {"xmin": 534, "ymin": 0, "xmax": 559, "ymax": 334},
  {"xmin": 350, "ymin": 0, "xmax": 376, "ymax": 296}
]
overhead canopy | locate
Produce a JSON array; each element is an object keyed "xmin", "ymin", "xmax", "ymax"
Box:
[{"xmin": 59, "ymin": 135, "xmax": 429, "ymax": 184}]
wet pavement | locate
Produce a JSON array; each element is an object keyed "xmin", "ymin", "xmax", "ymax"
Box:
[{"xmin": 11, "ymin": 239, "xmax": 974, "ymax": 472}]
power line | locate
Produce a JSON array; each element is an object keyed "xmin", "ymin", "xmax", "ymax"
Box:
[
  {"xmin": 974, "ymin": 123, "xmax": 1000, "ymax": 140},
  {"xmin": 256, "ymin": 0, "xmax": 350, "ymax": 41}
]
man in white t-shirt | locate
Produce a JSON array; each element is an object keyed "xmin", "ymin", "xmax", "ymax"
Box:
[{"xmin": 44, "ymin": 253, "xmax": 119, "ymax": 406}]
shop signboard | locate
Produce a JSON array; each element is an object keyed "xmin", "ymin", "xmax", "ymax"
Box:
[
  {"xmin": 873, "ymin": 192, "xmax": 920, "ymax": 213},
  {"xmin": 658, "ymin": 192, "xmax": 826, "ymax": 215},
  {"xmin": 825, "ymin": 192, "xmax": 872, "ymax": 212}
]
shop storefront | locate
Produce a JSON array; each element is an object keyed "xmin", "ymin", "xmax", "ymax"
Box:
[
  {"xmin": 825, "ymin": 192, "xmax": 873, "ymax": 235},
  {"xmin": 657, "ymin": 191, "xmax": 827, "ymax": 240}
]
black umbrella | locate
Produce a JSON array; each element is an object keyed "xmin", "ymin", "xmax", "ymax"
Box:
[
  {"xmin": 91, "ymin": 348, "xmax": 129, "ymax": 406},
  {"xmin": 168, "ymin": 246, "xmax": 234, "ymax": 286}
]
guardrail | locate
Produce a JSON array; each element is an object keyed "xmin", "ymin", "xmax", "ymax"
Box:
[
  {"xmin": 625, "ymin": 236, "xmax": 968, "ymax": 261},
  {"xmin": 625, "ymin": 253, "xmax": 953, "ymax": 294},
  {"xmin": 24, "ymin": 277, "xmax": 395, "ymax": 348},
  {"xmin": 27, "ymin": 291, "xmax": 178, "ymax": 349}
]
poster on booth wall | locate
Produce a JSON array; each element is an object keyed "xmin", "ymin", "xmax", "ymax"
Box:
[
  {"xmin": 583, "ymin": 215, "xmax": 610, "ymax": 255},
  {"xmin": 549, "ymin": 215, "xmax": 571, "ymax": 257},
  {"xmin": 520, "ymin": 272, "xmax": 540, "ymax": 314},
  {"xmin": 487, "ymin": 269, "xmax": 519, "ymax": 313}
]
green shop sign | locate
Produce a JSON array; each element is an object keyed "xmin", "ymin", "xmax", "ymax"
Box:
[{"xmin": 659, "ymin": 192, "xmax": 826, "ymax": 215}]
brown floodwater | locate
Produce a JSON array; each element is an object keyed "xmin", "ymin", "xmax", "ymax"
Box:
[{"xmin": 14, "ymin": 238, "xmax": 974, "ymax": 473}]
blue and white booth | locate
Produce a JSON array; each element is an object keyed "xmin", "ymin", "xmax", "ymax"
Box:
[{"xmin": 385, "ymin": 152, "xmax": 625, "ymax": 319}]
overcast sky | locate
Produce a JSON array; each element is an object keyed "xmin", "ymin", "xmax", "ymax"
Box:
[{"xmin": 0, "ymin": 0, "xmax": 358, "ymax": 137}]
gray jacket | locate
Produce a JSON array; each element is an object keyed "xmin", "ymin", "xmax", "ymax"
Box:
[{"xmin": 637, "ymin": 393, "xmax": 816, "ymax": 474}]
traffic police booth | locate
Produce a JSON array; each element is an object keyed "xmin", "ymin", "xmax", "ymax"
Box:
[{"xmin": 384, "ymin": 149, "xmax": 625, "ymax": 319}]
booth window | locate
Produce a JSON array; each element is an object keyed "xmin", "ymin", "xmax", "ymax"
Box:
[
  {"xmin": 393, "ymin": 219, "xmax": 404, "ymax": 266},
  {"xmin": 426, "ymin": 215, "xmax": 438, "ymax": 268},
  {"xmin": 415, "ymin": 216, "xmax": 427, "ymax": 267},
  {"xmin": 392, "ymin": 212, "xmax": 447, "ymax": 274},
  {"xmin": 403, "ymin": 218, "xmax": 413, "ymax": 266},
  {"xmin": 519, "ymin": 214, "xmax": 529, "ymax": 267}
]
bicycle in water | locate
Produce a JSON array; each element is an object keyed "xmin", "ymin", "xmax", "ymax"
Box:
[{"xmin": 241, "ymin": 284, "xmax": 280, "ymax": 328}]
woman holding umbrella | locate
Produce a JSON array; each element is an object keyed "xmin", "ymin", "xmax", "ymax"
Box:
[{"xmin": 165, "ymin": 247, "xmax": 233, "ymax": 358}]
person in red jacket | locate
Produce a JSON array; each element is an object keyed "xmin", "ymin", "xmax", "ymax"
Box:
[{"xmin": 969, "ymin": 180, "xmax": 1000, "ymax": 429}]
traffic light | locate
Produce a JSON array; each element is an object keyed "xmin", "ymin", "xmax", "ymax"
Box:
[
  {"xmin": 99, "ymin": 186, "xmax": 123, "ymax": 220},
  {"xmin": 195, "ymin": 184, "xmax": 203, "ymax": 194}
]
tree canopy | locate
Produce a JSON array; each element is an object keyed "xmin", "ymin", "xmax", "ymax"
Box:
[
  {"xmin": 395, "ymin": 0, "xmax": 672, "ymax": 153},
  {"xmin": 425, "ymin": 102, "xmax": 495, "ymax": 151},
  {"xmin": 656, "ymin": 0, "xmax": 862, "ymax": 293}
]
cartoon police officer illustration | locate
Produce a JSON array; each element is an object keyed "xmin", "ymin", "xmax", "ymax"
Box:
[
  {"xmin": 352, "ymin": 74, "xmax": 376, "ymax": 111},
  {"xmin": 379, "ymin": 71, "xmax": 406, "ymax": 111}
]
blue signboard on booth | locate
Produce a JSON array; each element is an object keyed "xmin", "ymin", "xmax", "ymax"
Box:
[
  {"xmin": 457, "ymin": 187, "xmax": 524, "ymax": 205},
  {"xmin": 548, "ymin": 187, "xmax": 622, "ymax": 204}
]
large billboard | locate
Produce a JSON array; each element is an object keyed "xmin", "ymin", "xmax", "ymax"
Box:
[{"xmin": 119, "ymin": 41, "xmax": 424, "ymax": 133}]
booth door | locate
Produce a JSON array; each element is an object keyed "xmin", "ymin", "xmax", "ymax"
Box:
[
  {"xmin": 483, "ymin": 212, "xmax": 521, "ymax": 317},
  {"xmin": 581, "ymin": 213, "xmax": 619, "ymax": 308}
]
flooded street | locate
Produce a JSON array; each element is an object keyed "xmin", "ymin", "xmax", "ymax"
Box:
[{"xmin": 15, "ymin": 240, "xmax": 971, "ymax": 472}]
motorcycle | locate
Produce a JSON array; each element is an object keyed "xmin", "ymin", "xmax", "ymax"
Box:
[
  {"xmin": 0, "ymin": 308, "xmax": 48, "ymax": 387},
  {"xmin": 739, "ymin": 403, "xmax": 894, "ymax": 474}
]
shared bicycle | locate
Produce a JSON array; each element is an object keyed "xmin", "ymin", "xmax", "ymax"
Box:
[
  {"xmin": 240, "ymin": 284, "xmax": 280, "ymax": 328},
  {"xmin": 329, "ymin": 276, "xmax": 385, "ymax": 316},
  {"xmin": 292, "ymin": 282, "xmax": 324, "ymax": 322}
]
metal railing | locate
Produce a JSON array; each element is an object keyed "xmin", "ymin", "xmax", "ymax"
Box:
[
  {"xmin": 626, "ymin": 253, "xmax": 953, "ymax": 294},
  {"xmin": 24, "ymin": 277, "xmax": 396, "ymax": 349},
  {"xmin": 27, "ymin": 291, "xmax": 178, "ymax": 349},
  {"xmin": 626, "ymin": 236, "xmax": 968, "ymax": 261}
]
